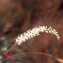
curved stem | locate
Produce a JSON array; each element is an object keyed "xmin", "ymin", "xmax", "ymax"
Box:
[{"xmin": 1, "ymin": 51, "xmax": 63, "ymax": 63}]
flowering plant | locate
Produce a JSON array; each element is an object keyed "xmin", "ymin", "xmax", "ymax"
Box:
[
  {"xmin": 0, "ymin": 26, "xmax": 60, "ymax": 63},
  {"xmin": 15, "ymin": 26, "xmax": 60, "ymax": 45}
]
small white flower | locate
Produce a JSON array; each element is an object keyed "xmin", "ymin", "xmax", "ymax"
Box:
[{"xmin": 15, "ymin": 26, "xmax": 60, "ymax": 45}]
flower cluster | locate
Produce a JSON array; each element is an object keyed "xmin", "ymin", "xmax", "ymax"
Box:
[
  {"xmin": 15, "ymin": 26, "xmax": 60, "ymax": 45},
  {"xmin": 45, "ymin": 27, "xmax": 60, "ymax": 40}
]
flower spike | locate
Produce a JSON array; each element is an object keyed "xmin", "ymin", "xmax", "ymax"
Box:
[{"xmin": 15, "ymin": 26, "xmax": 60, "ymax": 45}]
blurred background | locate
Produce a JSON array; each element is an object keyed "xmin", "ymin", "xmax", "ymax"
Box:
[{"xmin": 0, "ymin": 0, "xmax": 63, "ymax": 63}]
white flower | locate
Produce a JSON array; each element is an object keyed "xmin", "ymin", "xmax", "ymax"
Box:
[{"xmin": 15, "ymin": 26, "xmax": 60, "ymax": 45}]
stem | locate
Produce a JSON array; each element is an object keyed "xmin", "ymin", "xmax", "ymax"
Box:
[
  {"xmin": 6, "ymin": 43, "xmax": 17, "ymax": 54},
  {"xmin": 0, "ymin": 50, "xmax": 14, "ymax": 63}
]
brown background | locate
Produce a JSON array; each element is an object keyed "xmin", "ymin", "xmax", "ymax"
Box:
[{"xmin": 0, "ymin": 0, "xmax": 63, "ymax": 63}]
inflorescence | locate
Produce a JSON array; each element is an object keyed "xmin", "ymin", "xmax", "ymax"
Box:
[{"xmin": 15, "ymin": 26, "xmax": 60, "ymax": 45}]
